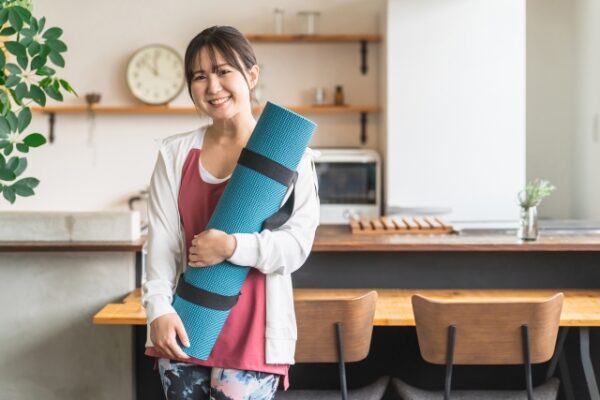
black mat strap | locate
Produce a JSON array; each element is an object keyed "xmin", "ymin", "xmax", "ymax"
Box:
[
  {"xmin": 263, "ymin": 175, "xmax": 297, "ymax": 231},
  {"xmin": 176, "ymin": 275, "xmax": 239, "ymax": 311},
  {"xmin": 238, "ymin": 148, "xmax": 296, "ymax": 187}
]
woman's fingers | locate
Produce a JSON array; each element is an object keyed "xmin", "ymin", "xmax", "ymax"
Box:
[{"xmin": 175, "ymin": 319, "xmax": 191, "ymax": 348}]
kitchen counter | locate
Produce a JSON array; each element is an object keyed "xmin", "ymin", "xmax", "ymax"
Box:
[
  {"xmin": 0, "ymin": 237, "xmax": 145, "ymax": 252},
  {"xmin": 313, "ymin": 224, "xmax": 600, "ymax": 252}
]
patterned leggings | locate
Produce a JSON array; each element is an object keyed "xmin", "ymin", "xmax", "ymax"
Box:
[{"xmin": 158, "ymin": 358, "xmax": 280, "ymax": 400}]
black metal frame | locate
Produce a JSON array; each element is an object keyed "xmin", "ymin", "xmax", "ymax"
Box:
[
  {"xmin": 443, "ymin": 324, "xmax": 535, "ymax": 400},
  {"xmin": 335, "ymin": 321, "xmax": 349, "ymax": 400}
]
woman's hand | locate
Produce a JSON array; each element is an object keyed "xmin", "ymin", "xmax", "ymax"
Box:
[
  {"xmin": 150, "ymin": 313, "xmax": 190, "ymax": 360},
  {"xmin": 188, "ymin": 229, "xmax": 236, "ymax": 267}
]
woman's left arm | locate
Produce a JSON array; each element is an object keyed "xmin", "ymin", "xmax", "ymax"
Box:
[{"xmin": 227, "ymin": 150, "xmax": 320, "ymax": 275}]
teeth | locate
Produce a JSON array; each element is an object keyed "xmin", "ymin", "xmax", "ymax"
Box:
[{"xmin": 209, "ymin": 97, "xmax": 230, "ymax": 105}]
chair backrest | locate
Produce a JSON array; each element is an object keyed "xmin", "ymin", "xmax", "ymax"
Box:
[
  {"xmin": 412, "ymin": 293, "xmax": 563, "ymax": 365},
  {"xmin": 294, "ymin": 290, "xmax": 378, "ymax": 363}
]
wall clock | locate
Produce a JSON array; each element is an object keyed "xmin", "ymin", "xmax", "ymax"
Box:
[{"xmin": 126, "ymin": 44, "xmax": 185, "ymax": 105}]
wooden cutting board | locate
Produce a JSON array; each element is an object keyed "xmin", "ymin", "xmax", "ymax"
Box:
[{"xmin": 350, "ymin": 216, "xmax": 454, "ymax": 235}]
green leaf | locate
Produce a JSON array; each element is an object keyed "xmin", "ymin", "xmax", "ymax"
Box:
[
  {"xmin": 38, "ymin": 44, "xmax": 50, "ymax": 57},
  {"xmin": 8, "ymin": 88, "xmax": 21, "ymax": 106},
  {"xmin": 59, "ymin": 79, "xmax": 76, "ymax": 95},
  {"xmin": 28, "ymin": 85, "xmax": 46, "ymax": 106},
  {"xmin": 5, "ymin": 75, "xmax": 20, "ymax": 88},
  {"xmin": 6, "ymin": 156, "xmax": 18, "ymax": 171},
  {"xmin": 20, "ymin": 36, "xmax": 32, "ymax": 47},
  {"xmin": 7, "ymin": 9, "xmax": 23, "ymax": 31},
  {"xmin": 0, "ymin": 167, "xmax": 16, "ymax": 181},
  {"xmin": 36, "ymin": 65, "xmax": 54, "ymax": 76},
  {"xmin": 13, "ymin": 182, "xmax": 34, "ymax": 196},
  {"xmin": 15, "ymin": 143, "xmax": 28, "ymax": 153},
  {"xmin": 0, "ymin": 140, "xmax": 9, "ymax": 148},
  {"xmin": 5, "ymin": 41, "xmax": 26, "ymax": 57},
  {"xmin": 13, "ymin": 6, "xmax": 31, "ymax": 23},
  {"xmin": 0, "ymin": 50, "xmax": 5, "ymax": 70},
  {"xmin": 23, "ymin": 133, "xmax": 46, "ymax": 147},
  {"xmin": 3, "ymin": 186, "xmax": 16, "ymax": 203},
  {"xmin": 0, "ymin": 117, "xmax": 8, "ymax": 136},
  {"xmin": 3, "ymin": 143, "xmax": 14, "ymax": 156},
  {"xmin": 45, "ymin": 39, "xmax": 66, "ymax": 53},
  {"xmin": 20, "ymin": 27, "xmax": 35, "ymax": 37},
  {"xmin": 44, "ymin": 84, "xmax": 62, "ymax": 101},
  {"xmin": 49, "ymin": 51, "xmax": 64, "ymax": 68},
  {"xmin": 43, "ymin": 27, "xmax": 62, "ymax": 40},
  {"xmin": 28, "ymin": 40, "xmax": 40, "ymax": 56},
  {"xmin": 38, "ymin": 17, "xmax": 46, "ymax": 32},
  {"xmin": 6, "ymin": 112, "xmax": 17, "ymax": 131},
  {"xmin": 13, "ymin": 157, "xmax": 27, "ymax": 176},
  {"xmin": 0, "ymin": 8, "xmax": 8, "ymax": 26},
  {"xmin": 14, "ymin": 82, "xmax": 27, "ymax": 103},
  {"xmin": 29, "ymin": 16, "xmax": 38, "ymax": 32},
  {"xmin": 5, "ymin": 63, "xmax": 21, "ymax": 75},
  {"xmin": 16, "ymin": 55, "xmax": 27, "ymax": 69},
  {"xmin": 30, "ymin": 54, "xmax": 45, "ymax": 70},
  {"xmin": 17, "ymin": 177, "xmax": 39, "ymax": 188},
  {"xmin": 0, "ymin": 154, "xmax": 4, "ymax": 168},
  {"xmin": 17, "ymin": 108, "xmax": 31, "ymax": 133},
  {"xmin": 0, "ymin": 26, "xmax": 16, "ymax": 36}
]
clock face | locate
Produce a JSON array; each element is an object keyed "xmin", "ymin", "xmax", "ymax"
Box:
[{"xmin": 126, "ymin": 45, "xmax": 185, "ymax": 105}]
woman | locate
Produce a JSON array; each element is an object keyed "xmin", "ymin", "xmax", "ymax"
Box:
[{"xmin": 142, "ymin": 25, "xmax": 320, "ymax": 400}]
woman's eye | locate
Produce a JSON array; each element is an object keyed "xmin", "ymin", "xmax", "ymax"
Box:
[
  {"xmin": 218, "ymin": 69, "xmax": 231, "ymax": 76},
  {"xmin": 194, "ymin": 75, "xmax": 206, "ymax": 81}
]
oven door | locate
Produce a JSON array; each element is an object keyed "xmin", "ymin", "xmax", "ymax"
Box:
[{"xmin": 314, "ymin": 161, "xmax": 379, "ymax": 223}]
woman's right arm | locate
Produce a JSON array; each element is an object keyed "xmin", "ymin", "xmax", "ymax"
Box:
[
  {"xmin": 142, "ymin": 150, "xmax": 190, "ymax": 359},
  {"xmin": 142, "ymin": 150, "xmax": 180, "ymax": 322}
]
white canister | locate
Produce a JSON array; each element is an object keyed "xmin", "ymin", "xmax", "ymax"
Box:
[
  {"xmin": 273, "ymin": 9, "xmax": 284, "ymax": 35},
  {"xmin": 297, "ymin": 11, "xmax": 320, "ymax": 35}
]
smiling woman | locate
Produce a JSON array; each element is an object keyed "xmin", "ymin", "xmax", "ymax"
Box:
[{"xmin": 142, "ymin": 25, "xmax": 320, "ymax": 400}]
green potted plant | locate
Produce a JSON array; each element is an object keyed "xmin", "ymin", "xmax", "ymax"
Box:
[
  {"xmin": 0, "ymin": 0, "xmax": 75, "ymax": 204},
  {"xmin": 517, "ymin": 179, "xmax": 556, "ymax": 240}
]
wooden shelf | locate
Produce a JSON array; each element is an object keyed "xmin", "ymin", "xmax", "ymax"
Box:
[
  {"xmin": 245, "ymin": 34, "xmax": 381, "ymax": 43},
  {"xmin": 32, "ymin": 104, "xmax": 380, "ymax": 114},
  {"xmin": 33, "ymin": 105, "xmax": 380, "ymax": 144},
  {"xmin": 246, "ymin": 33, "xmax": 380, "ymax": 76}
]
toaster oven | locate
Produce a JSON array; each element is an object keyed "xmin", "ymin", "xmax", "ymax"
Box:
[{"xmin": 312, "ymin": 148, "xmax": 381, "ymax": 224}]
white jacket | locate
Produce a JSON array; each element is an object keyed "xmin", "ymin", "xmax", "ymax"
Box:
[{"xmin": 142, "ymin": 125, "xmax": 320, "ymax": 364}]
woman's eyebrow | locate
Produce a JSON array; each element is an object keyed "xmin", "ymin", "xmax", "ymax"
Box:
[{"xmin": 193, "ymin": 64, "xmax": 229, "ymax": 74}]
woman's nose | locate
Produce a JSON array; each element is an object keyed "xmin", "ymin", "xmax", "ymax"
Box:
[{"xmin": 206, "ymin": 75, "xmax": 222, "ymax": 94}]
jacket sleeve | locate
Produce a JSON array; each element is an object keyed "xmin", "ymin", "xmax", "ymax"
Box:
[
  {"xmin": 142, "ymin": 149, "xmax": 181, "ymax": 324},
  {"xmin": 227, "ymin": 150, "xmax": 320, "ymax": 275}
]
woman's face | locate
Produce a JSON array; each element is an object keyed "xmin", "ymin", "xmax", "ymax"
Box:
[{"xmin": 190, "ymin": 47, "xmax": 258, "ymax": 121}]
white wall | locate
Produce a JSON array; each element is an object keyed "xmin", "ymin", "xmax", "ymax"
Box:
[
  {"xmin": 385, "ymin": 0, "xmax": 525, "ymax": 221},
  {"xmin": 0, "ymin": 0, "xmax": 384, "ymax": 211},
  {"xmin": 573, "ymin": 0, "xmax": 600, "ymax": 219},
  {"xmin": 526, "ymin": 0, "xmax": 575, "ymax": 219}
]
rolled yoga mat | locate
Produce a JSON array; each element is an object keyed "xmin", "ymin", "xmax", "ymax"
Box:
[{"xmin": 172, "ymin": 101, "xmax": 317, "ymax": 359}]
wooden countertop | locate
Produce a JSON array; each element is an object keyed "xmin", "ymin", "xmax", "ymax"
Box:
[
  {"xmin": 93, "ymin": 288, "xmax": 600, "ymax": 327},
  {"xmin": 313, "ymin": 225, "xmax": 600, "ymax": 252},
  {"xmin": 4, "ymin": 225, "xmax": 600, "ymax": 253},
  {"xmin": 0, "ymin": 237, "xmax": 145, "ymax": 252}
]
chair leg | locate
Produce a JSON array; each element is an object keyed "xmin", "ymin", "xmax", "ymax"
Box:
[
  {"xmin": 579, "ymin": 327, "xmax": 600, "ymax": 400},
  {"xmin": 445, "ymin": 325, "xmax": 456, "ymax": 400},
  {"xmin": 522, "ymin": 324, "xmax": 533, "ymax": 400},
  {"xmin": 545, "ymin": 327, "xmax": 569, "ymax": 380},
  {"xmin": 335, "ymin": 322, "xmax": 348, "ymax": 400}
]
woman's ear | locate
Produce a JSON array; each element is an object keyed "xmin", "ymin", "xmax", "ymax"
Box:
[{"xmin": 248, "ymin": 64, "xmax": 260, "ymax": 89}]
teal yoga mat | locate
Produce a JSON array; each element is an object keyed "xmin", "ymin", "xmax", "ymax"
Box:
[{"xmin": 172, "ymin": 101, "xmax": 317, "ymax": 359}]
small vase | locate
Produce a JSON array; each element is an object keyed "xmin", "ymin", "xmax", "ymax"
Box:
[{"xmin": 518, "ymin": 206, "xmax": 538, "ymax": 241}]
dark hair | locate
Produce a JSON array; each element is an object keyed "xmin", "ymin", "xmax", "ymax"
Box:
[{"xmin": 184, "ymin": 26, "xmax": 257, "ymax": 99}]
